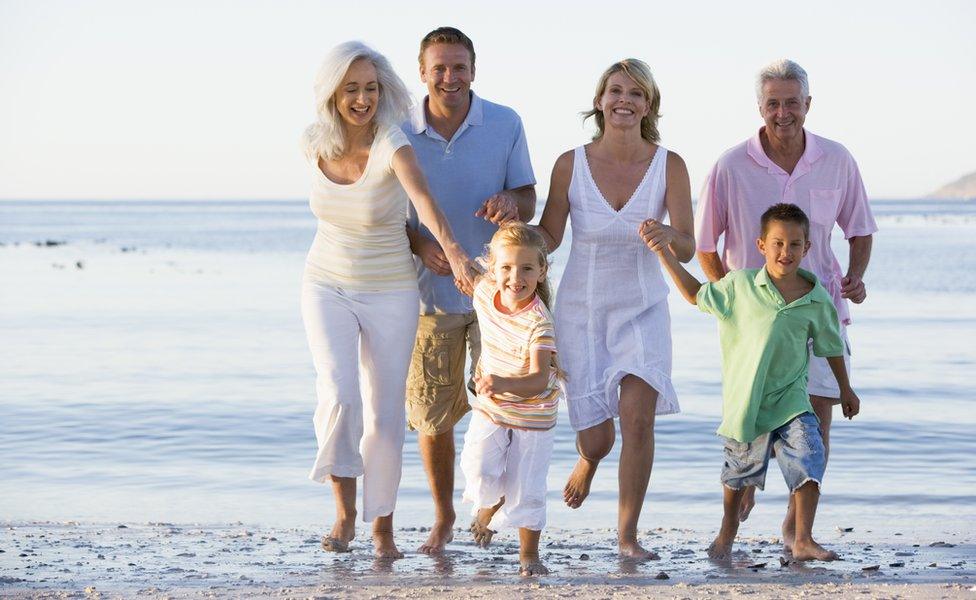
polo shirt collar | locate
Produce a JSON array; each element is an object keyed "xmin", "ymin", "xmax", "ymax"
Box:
[
  {"xmin": 754, "ymin": 267, "xmax": 824, "ymax": 305},
  {"xmin": 747, "ymin": 128, "xmax": 824, "ymax": 178},
  {"xmin": 409, "ymin": 91, "xmax": 484, "ymax": 137}
]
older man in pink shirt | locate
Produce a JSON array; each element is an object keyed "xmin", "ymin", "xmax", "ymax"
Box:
[{"xmin": 695, "ymin": 59, "xmax": 877, "ymax": 546}]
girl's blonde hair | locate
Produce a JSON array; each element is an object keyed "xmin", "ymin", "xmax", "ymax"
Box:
[
  {"xmin": 303, "ymin": 41, "xmax": 413, "ymax": 161},
  {"xmin": 582, "ymin": 58, "xmax": 662, "ymax": 143},
  {"xmin": 485, "ymin": 222, "xmax": 565, "ymax": 380}
]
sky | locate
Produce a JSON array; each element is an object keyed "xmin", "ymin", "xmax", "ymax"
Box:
[{"xmin": 1, "ymin": 0, "xmax": 974, "ymax": 200}]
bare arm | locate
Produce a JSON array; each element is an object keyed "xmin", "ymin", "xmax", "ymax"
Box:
[
  {"xmin": 474, "ymin": 184, "xmax": 536, "ymax": 224},
  {"xmin": 698, "ymin": 251, "xmax": 727, "ymax": 282},
  {"xmin": 661, "ymin": 151, "xmax": 696, "ymax": 262},
  {"xmin": 655, "ymin": 243, "xmax": 703, "ymax": 305},
  {"xmin": 534, "ymin": 150, "xmax": 573, "ymax": 252},
  {"xmin": 392, "ymin": 146, "xmax": 475, "ymax": 291},
  {"xmin": 405, "ymin": 224, "xmax": 451, "ymax": 276},
  {"xmin": 475, "ymin": 348, "xmax": 553, "ymax": 399},
  {"xmin": 826, "ymin": 355, "xmax": 860, "ymax": 419},
  {"xmin": 841, "ymin": 235, "xmax": 873, "ymax": 303}
]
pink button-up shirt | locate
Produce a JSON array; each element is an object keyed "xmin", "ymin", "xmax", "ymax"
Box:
[{"xmin": 695, "ymin": 129, "xmax": 877, "ymax": 325}]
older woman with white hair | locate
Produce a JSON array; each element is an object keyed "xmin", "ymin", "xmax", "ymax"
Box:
[
  {"xmin": 535, "ymin": 58, "xmax": 695, "ymax": 560},
  {"xmin": 300, "ymin": 41, "xmax": 474, "ymax": 559}
]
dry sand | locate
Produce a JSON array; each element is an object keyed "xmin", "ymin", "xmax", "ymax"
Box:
[{"xmin": 2, "ymin": 522, "xmax": 973, "ymax": 598}]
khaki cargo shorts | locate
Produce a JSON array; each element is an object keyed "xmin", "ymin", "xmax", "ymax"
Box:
[{"xmin": 406, "ymin": 311, "xmax": 480, "ymax": 435}]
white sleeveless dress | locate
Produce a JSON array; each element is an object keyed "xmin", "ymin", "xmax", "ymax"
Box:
[{"xmin": 555, "ymin": 145, "xmax": 680, "ymax": 431}]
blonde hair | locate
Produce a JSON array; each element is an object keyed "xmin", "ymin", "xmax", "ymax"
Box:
[
  {"xmin": 303, "ymin": 41, "xmax": 413, "ymax": 161},
  {"xmin": 485, "ymin": 222, "xmax": 565, "ymax": 380},
  {"xmin": 582, "ymin": 58, "xmax": 662, "ymax": 143}
]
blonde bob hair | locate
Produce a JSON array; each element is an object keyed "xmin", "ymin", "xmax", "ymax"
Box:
[
  {"xmin": 303, "ymin": 41, "xmax": 412, "ymax": 161},
  {"xmin": 582, "ymin": 59, "xmax": 662, "ymax": 143},
  {"xmin": 484, "ymin": 222, "xmax": 566, "ymax": 381}
]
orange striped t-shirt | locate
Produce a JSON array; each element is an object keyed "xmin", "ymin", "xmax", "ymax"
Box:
[{"xmin": 471, "ymin": 278, "xmax": 561, "ymax": 430}]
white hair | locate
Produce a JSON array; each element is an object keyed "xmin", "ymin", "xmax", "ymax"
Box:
[
  {"xmin": 755, "ymin": 59, "xmax": 810, "ymax": 103},
  {"xmin": 303, "ymin": 41, "xmax": 413, "ymax": 161}
]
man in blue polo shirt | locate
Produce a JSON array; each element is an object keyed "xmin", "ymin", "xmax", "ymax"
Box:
[{"xmin": 403, "ymin": 26, "xmax": 536, "ymax": 555}]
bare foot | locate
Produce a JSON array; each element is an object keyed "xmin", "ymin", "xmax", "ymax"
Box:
[
  {"xmin": 707, "ymin": 537, "xmax": 734, "ymax": 562},
  {"xmin": 791, "ymin": 539, "xmax": 839, "ymax": 562},
  {"xmin": 372, "ymin": 530, "xmax": 404, "ymax": 559},
  {"xmin": 618, "ymin": 540, "xmax": 660, "ymax": 561},
  {"xmin": 418, "ymin": 517, "xmax": 455, "ymax": 555},
  {"xmin": 563, "ymin": 458, "xmax": 598, "ymax": 508},
  {"xmin": 781, "ymin": 514, "xmax": 796, "ymax": 553},
  {"xmin": 738, "ymin": 486, "xmax": 756, "ymax": 522},
  {"xmin": 321, "ymin": 516, "xmax": 356, "ymax": 553},
  {"xmin": 469, "ymin": 509, "xmax": 497, "ymax": 549},
  {"xmin": 519, "ymin": 558, "xmax": 550, "ymax": 576}
]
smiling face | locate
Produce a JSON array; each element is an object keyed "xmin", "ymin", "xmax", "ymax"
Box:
[
  {"xmin": 490, "ymin": 244, "xmax": 546, "ymax": 313},
  {"xmin": 757, "ymin": 219, "xmax": 810, "ymax": 278},
  {"xmin": 596, "ymin": 71, "xmax": 650, "ymax": 132},
  {"xmin": 420, "ymin": 43, "xmax": 474, "ymax": 113},
  {"xmin": 759, "ymin": 78, "xmax": 811, "ymax": 147},
  {"xmin": 334, "ymin": 58, "xmax": 379, "ymax": 129}
]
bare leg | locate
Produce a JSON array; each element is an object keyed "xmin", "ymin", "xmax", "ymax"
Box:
[
  {"xmin": 709, "ymin": 486, "xmax": 745, "ymax": 561},
  {"xmin": 417, "ymin": 429, "xmax": 457, "ymax": 554},
  {"xmin": 790, "ymin": 481, "xmax": 838, "ymax": 561},
  {"xmin": 738, "ymin": 486, "xmax": 756, "ymax": 522},
  {"xmin": 782, "ymin": 397, "xmax": 833, "ymax": 551},
  {"xmin": 617, "ymin": 376, "xmax": 659, "ymax": 560},
  {"xmin": 470, "ymin": 497, "xmax": 504, "ymax": 548},
  {"xmin": 372, "ymin": 513, "xmax": 404, "ymax": 559},
  {"xmin": 322, "ymin": 475, "xmax": 357, "ymax": 552},
  {"xmin": 563, "ymin": 420, "xmax": 614, "ymax": 508},
  {"xmin": 518, "ymin": 528, "xmax": 549, "ymax": 576}
]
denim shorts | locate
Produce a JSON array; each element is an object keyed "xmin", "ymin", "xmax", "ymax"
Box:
[{"xmin": 720, "ymin": 412, "xmax": 826, "ymax": 492}]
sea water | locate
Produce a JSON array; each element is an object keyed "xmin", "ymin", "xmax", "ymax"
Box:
[{"xmin": 1, "ymin": 199, "xmax": 974, "ymax": 538}]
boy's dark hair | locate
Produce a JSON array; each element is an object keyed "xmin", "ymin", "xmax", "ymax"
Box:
[
  {"xmin": 419, "ymin": 27, "xmax": 475, "ymax": 68},
  {"xmin": 760, "ymin": 203, "xmax": 810, "ymax": 239}
]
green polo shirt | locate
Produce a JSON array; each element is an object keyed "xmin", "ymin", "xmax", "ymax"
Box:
[{"xmin": 697, "ymin": 268, "xmax": 845, "ymax": 443}]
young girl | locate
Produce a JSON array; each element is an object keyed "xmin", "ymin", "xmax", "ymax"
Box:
[{"xmin": 458, "ymin": 222, "xmax": 564, "ymax": 577}]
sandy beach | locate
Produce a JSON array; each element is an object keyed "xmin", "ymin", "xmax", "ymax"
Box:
[{"xmin": 2, "ymin": 521, "xmax": 973, "ymax": 598}]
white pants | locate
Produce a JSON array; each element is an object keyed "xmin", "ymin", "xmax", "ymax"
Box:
[
  {"xmin": 460, "ymin": 410, "xmax": 554, "ymax": 531},
  {"xmin": 301, "ymin": 279, "xmax": 419, "ymax": 522}
]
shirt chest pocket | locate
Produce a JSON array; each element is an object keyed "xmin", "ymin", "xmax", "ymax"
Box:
[{"xmin": 808, "ymin": 189, "xmax": 842, "ymax": 227}]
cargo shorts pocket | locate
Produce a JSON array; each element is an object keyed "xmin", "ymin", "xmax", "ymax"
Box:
[{"xmin": 408, "ymin": 336, "xmax": 454, "ymax": 392}]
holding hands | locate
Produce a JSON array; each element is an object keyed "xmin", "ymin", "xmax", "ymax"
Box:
[
  {"xmin": 443, "ymin": 242, "xmax": 479, "ymax": 296},
  {"xmin": 639, "ymin": 218, "xmax": 676, "ymax": 255},
  {"xmin": 841, "ymin": 274, "xmax": 867, "ymax": 304},
  {"xmin": 475, "ymin": 192, "xmax": 520, "ymax": 224},
  {"xmin": 474, "ymin": 373, "xmax": 509, "ymax": 398}
]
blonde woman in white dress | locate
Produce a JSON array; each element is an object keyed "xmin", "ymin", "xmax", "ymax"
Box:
[
  {"xmin": 535, "ymin": 59, "xmax": 695, "ymax": 559},
  {"xmin": 301, "ymin": 41, "xmax": 474, "ymax": 559}
]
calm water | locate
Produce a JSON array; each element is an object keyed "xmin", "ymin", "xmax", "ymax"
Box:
[{"xmin": 1, "ymin": 199, "xmax": 974, "ymax": 537}]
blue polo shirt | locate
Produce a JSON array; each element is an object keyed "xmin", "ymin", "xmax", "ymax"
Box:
[{"xmin": 403, "ymin": 92, "xmax": 535, "ymax": 315}]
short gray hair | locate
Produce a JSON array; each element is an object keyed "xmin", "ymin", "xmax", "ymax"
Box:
[
  {"xmin": 755, "ymin": 59, "xmax": 809, "ymax": 103},
  {"xmin": 303, "ymin": 41, "xmax": 413, "ymax": 161}
]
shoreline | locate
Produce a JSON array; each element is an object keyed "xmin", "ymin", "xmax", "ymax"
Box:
[{"xmin": 2, "ymin": 522, "xmax": 972, "ymax": 598}]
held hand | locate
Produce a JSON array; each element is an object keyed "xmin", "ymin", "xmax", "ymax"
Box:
[
  {"xmin": 638, "ymin": 218, "xmax": 675, "ymax": 254},
  {"xmin": 840, "ymin": 387, "xmax": 860, "ymax": 420},
  {"xmin": 841, "ymin": 274, "xmax": 867, "ymax": 303},
  {"xmin": 445, "ymin": 244, "xmax": 479, "ymax": 296},
  {"xmin": 474, "ymin": 373, "xmax": 508, "ymax": 397},
  {"xmin": 416, "ymin": 237, "xmax": 452, "ymax": 276},
  {"xmin": 475, "ymin": 192, "xmax": 519, "ymax": 225}
]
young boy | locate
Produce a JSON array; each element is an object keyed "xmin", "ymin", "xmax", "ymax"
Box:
[{"xmin": 642, "ymin": 203, "xmax": 860, "ymax": 561}]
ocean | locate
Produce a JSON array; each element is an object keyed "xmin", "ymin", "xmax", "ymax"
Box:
[{"xmin": 1, "ymin": 199, "xmax": 974, "ymax": 540}]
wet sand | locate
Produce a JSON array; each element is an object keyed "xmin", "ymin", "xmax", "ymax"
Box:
[{"xmin": 2, "ymin": 522, "xmax": 972, "ymax": 598}]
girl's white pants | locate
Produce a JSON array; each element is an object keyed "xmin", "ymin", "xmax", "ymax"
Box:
[
  {"xmin": 460, "ymin": 410, "xmax": 554, "ymax": 531},
  {"xmin": 301, "ymin": 279, "xmax": 419, "ymax": 522}
]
